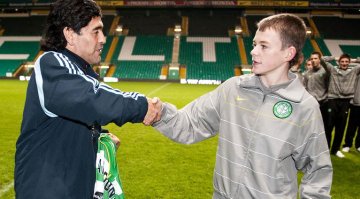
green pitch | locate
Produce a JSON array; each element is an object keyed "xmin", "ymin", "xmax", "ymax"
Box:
[{"xmin": 0, "ymin": 80, "xmax": 359, "ymax": 198}]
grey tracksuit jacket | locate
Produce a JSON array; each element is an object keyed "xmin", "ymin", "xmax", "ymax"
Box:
[
  {"xmin": 154, "ymin": 73, "xmax": 332, "ymax": 199},
  {"xmin": 324, "ymin": 62, "xmax": 360, "ymax": 99},
  {"xmin": 303, "ymin": 66, "xmax": 329, "ymax": 102},
  {"xmin": 352, "ymin": 75, "xmax": 360, "ymax": 106}
]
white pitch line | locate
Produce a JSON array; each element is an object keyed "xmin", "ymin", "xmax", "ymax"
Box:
[
  {"xmin": 146, "ymin": 82, "xmax": 171, "ymax": 97},
  {"xmin": 0, "ymin": 181, "xmax": 14, "ymax": 197}
]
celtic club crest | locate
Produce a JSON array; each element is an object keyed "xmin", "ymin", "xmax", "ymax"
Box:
[{"xmin": 273, "ymin": 101, "xmax": 292, "ymax": 119}]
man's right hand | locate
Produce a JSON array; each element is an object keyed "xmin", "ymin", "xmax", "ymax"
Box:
[{"xmin": 143, "ymin": 97, "xmax": 163, "ymax": 126}]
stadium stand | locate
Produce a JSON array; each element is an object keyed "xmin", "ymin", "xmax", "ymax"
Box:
[
  {"xmin": 0, "ymin": 36, "xmax": 40, "ymax": 76},
  {"xmin": 34, "ymin": 0, "xmax": 54, "ymax": 3},
  {"xmin": 303, "ymin": 38, "xmax": 315, "ymax": 61},
  {"xmin": 101, "ymin": 35, "xmax": 113, "ymax": 62},
  {"xmin": 315, "ymin": 38, "xmax": 332, "ymax": 56},
  {"xmin": 0, "ymin": 5, "xmax": 359, "ymax": 81},
  {"xmin": 113, "ymin": 61, "xmax": 163, "ymax": 79},
  {"xmin": 0, "ymin": 13, "xmax": 112, "ymax": 36},
  {"xmin": 179, "ymin": 36, "xmax": 240, "ymax": 80},
  {"xmin": 0, "ymin": 15, "xmax": 46, "ymax": 36},
  {"xmin": 312, "ymin": 16, "xmax": 360, "ymax": 59},
  {"xmin": 242, "ymin": 36, "xmax": 253, "ymax": 65},
  {"xmin": 312, "ymin": 16, "xmax": 360, "ymax": 39},
  {"xmin": 245, "ymin": 15, "xmax": 265, "ymax": 36},
  {"xmin": 338, "ymin": 45, "xmax": 360, "ymax": 58},
  {"xmin": 118, "ymin": 9, "xmax": 182, "ymax": 36},
  {"xmin": 183, "ymin": 9, "xmax": 240, "ymax": 36},
  {"xmin": 0, "ymin": 0, "xmax": 32, "ymax": 2},
  {"xmin": 112, "ymin": 35, "xmax": 173, "ymax": 80},
  {"xmin": 102, "ymin": 15, "xmax": 115, "ymax": 36},
  {"xmin": 0, "ymin": 60, "xmax": 22, "ymax": 76},
  {"xmin": 0, "ymin": 15, "xmax": 44, "ymax": 77}
]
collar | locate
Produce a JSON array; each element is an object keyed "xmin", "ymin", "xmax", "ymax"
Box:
[
  {"xmin": 60, "ymin": 48, "xmax": 90, "ymax": 70},
  {"xmin": 237, "ymin": 72, "xmax": 306, "ymax": 103},
  {"xmin": 58, "ymin": 48, "xmax": 99, "ymax": 79}
]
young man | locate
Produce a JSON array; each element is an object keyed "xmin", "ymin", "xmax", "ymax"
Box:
[
  {"xmin": 305, "ymin": 58, "xmax": 313, "ymax": 71},
  {"xmin": 303, "ymin": 52, "xmax": 330, "ymax": 130},
  {"xmin": 322, "ymin": 54, "xmax": 360, "ymax": 157},
  {"xmin": 153, "ymin": 14, "xmax": 332, "ymax": 198},
  {"xmin": 342, "ymin": 70, "xmax": 360, "ymax": 153},
  {"xmin": 14, "ymin": 0, "xmax": 159, "ymax": 198}
]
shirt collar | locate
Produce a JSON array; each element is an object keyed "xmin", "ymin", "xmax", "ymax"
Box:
[
  {"xmin": 237, "ymin": 72, "xmax": 306, "ymax": 103},
  {"xmin": 60, "ymin": 48, "xmax": 90, "ymax": 70},
  {"xmin": 59, "ymin": 48, "xmax": 99, "ymax": 79}
]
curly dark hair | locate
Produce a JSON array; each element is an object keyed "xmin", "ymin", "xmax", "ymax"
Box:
[{"xmin": 40, "ymin": 0, "xmax": 102, "ymax": 51}]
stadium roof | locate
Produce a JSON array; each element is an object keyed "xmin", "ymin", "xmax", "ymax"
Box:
[{"xmin": 0, "ymin": 1, "xmax": 359, "ymax": 15}]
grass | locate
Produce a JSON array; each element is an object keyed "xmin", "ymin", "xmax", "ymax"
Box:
[{"xmin": 0, "ymin": 79, "xmax": 359, "ymax": 198}]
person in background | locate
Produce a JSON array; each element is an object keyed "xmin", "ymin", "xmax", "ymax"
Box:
[
  {"xmin": 342, "ymin": 67, "xmax": 360, "ymax": 153},
  {"xmin": 322, "ymin": 54, "xmax": 360, "ymax": 157},
  {"xmin": 303, "ymin": 51, "xmax": 330, "ymax": 133},
  {"xmin": 14, "ymin": 0, "xmax": 159, "ymax": 198},
  {"xmin": 152, "ymin": 13, "xmax": 332, "ymax": 198},
  {"xmin": 305, "ymin": 58, "xmax": 313, "ymax": 71}
]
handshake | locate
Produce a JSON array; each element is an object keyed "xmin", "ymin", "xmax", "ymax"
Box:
[{"xmin": 143, "ymin": 97, "xmax": 163, "ymax": 126}]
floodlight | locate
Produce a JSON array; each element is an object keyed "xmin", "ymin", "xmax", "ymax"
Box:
[
  {"xmin": 174, "ymin": 25, "xmax": 182, "ymax": 33},
  {"xmin": 306, "ymin": 27, "xmax": 312, "ymax": 36},
  {"xmin": 116, "ymin": 25, "xmax": 123, "ymax": 34},
  {"xmin": 234, "ymin": 25, "xmax": 243, "ymax": 35}
]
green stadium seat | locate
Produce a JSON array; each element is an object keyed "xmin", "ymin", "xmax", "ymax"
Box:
[
  {"xmin": 113, "ymin": 61, "xmax": 162, "ymax": 80},
  {"xmin": 0, "ymin": 37, "xmax": 41, "ymax": 77},
  {"xmin": 0, "ymin": 60, "xmax": 22, "ymax": 77},
  {"xmin": 179, "ymin": 36, "xmax": 240, "ymax": 81},
  {"xmin": 339, "ymin": 45, "xmax": 360, "ymax": 58},
  {"xmin": 112, "ymin": 36, "xmax": 173, "ymax": 80}
]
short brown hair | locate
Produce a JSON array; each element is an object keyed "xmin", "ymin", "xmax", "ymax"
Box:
[
  {"xmin": 257, "ymin": 13, "xmax": 306, "ymax": 67},
  {"xmin": 311, "ymin": 51, "xmax": 322, "ymax": 59}
]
